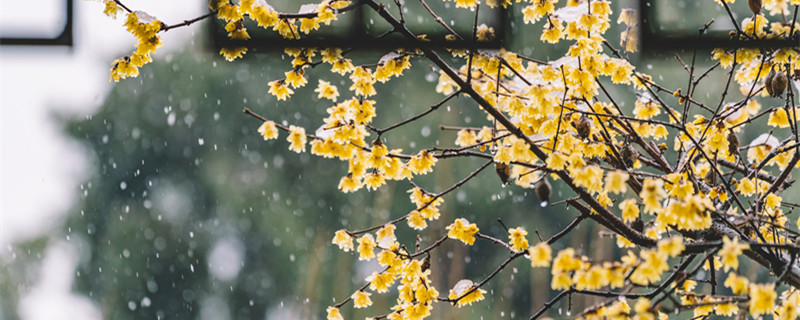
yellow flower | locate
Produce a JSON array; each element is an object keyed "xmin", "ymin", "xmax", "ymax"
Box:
[
  {"xmin": 571, "ymin": 165, "xmax": 604, "ymax": 194},
  {"xmin": 718, "ymin": 236, "xmax": 749, "ymax": 271},
  {"xmin": 272, "ymin": 19, "xmax": 297, "ymax": 39},
  {"xmin": 634, "ymin": 95, "xmax": 660, "ymax": 119},
  {"xmin": 777, "ymin": 290, "xmax": 800, "ymax": 320},
  {"xmin": 354, "ymin": 100, "xmax": 376, "ymax": 125},
  {"xmin": 285, "ymin": 70, "xmax": 308, "ymax": 89},
  {"xmin": 268, "ymin": 80, "xmax": 294, "ymax": 100},
  {"xmin": 377, "ymin": 250, "xmax": 403, "ymax": 270},
  {"xmin": 250, "ymin": 6, "xmax": 279, "ymax": 28},
  {"xmin": 521, "ymin": 0, "xmax": 554, "ymax": 24},
  {"xmin": 407, "ymin": 210, "xmax": 427, "ymax": 230},
  {"xmin": 376, "ymin": 224, "xmax": 396, "ymax": 243},
  {"xmin": 257, "ymin": 121, "xmax": 279, "ymax": 140},
  {"xmin": 712, "ymin": 49, "xmax": 735, "ymax": 68},
  {"xmin": 605, "ymin": 170, "xmax": 629, "ymax": 194},
  {"xmin": 364, "ymin": 171, "xmax": 386, "ymax": 190},
  {"xmin": 668, "ymin": 180, "xmax": 694, "ymax": 199},
  {"xmin": 352, "ymin": 290, "xmax": 373, "ymax": 308},
  {"xmin": 224, "ymin": 20, "xmax": 250, "ymax": 40},
  {"xmin": 448, "ymin": 279, "xmax": 486, "ymax": 307},
  {"xmin": 299, "ymin": 17, "xmax": 320, "ymax": 34},
  {"xmin": 357, "ymin": 234, "xmax": 376, "ymax": 261},
  {"xmin": 735, "ymin": 177, "xmax": 757, "ymax": 196},
  {"xmin": 765, "ymin": 193, "xmax": 782, "ymax": 209},
  {"xmin": 402, "ymin": 259, "xmax": 424, "ymax": 281},
  {"xmin": 722, "ymin": 274, "xmax": 749, "ymax": 298},
  {"xmin": 287, "ymin": 125, "xmax": 307, "ymax": 153},
  {"xmin": 331, "ymin": 58, "xmax": 355, "ymax": 75},
  {"xmin": 545, "ymin": 152, "xmax": 568, "ymax": 170},
  {"xmin": 349, "ymin": 67, "xmax": 377, "ymax": 96},
  {"xmin": 619, "ymin": 198, "xmax": 640, "ymax": 223},
  {"xmin": 367, "ymin": 141, "xmax": 389, "ymax": 169},
  {"xmin": 404, "ymin": 303, "xmax": 431, "ymax": 319},
  {"xmin": 446, "ymin": 218, "xmax": 479, "ymax": 245},
  {"xmin": 551, "ymin": 272, "xmax": 572, "ymax": 290},
  {"xmin": 128, "ymin": 52, "xmax": 151, "ymax": 68},
  {"xmin": 743, "ymin": 15, "xmax": 769, "ymax": 37},
  {"xmin": 541, "ymin": 20, "xmax": 564, "ymax": 43},
  {"xmin": 109, "ymin": 56, "xmax": 139, "ymax": 82},
  {"xmin": 715, "ymin": 302, "xmax": 738, "ymax": 316},
  {"xmin": 124, "ymin": 11, "xmax": 161, "ymax": 42},
  {"xmin": 768, "ymin": 108, "xmax": 792, "ymax": 128},
  {"xmin": 508, "ymin": 227, "xmax": 529, "ymax": 252},
  {"xmin": 639, "ymin": 179, "xmax": 666, "ymax": 214},
  {"xmin": 436, "ymin": 71, "xmax": 457, "ymax": 94},
  {"xmin": 454, "ymin": 0, "xmax": 479, "ymax": 9},
  {"xmin": 332, "ymin": 229, "xmax": 353, "ymax": 252},
  {"xmin": 630, "ymin": 249, "xmax": 668, "ymax": 285},
  {"xmin": 326, "ymin": 306, "xmax": 343, "ymax": 320},
  {"xmin": 455, "ymin": 129, "xmax": 477, "ymax": 147},
  {"xmin": 693, "ymin": 296, "xmax": 715, "ymax": 317},
  {"xmin": 528, "ymin": 242, "xmax": 552, "ymax": 267},
  {"xmin": 634, "ymin": 298, "xmax": 654, "ymax": 320},
  {"xmin": 573, "ymin": 265, "xmax": 608, "ymax": 290},
  {"xmin": 367, "ymin": 271, "xmax": 396, "ymax": 293},
  {"xmin": 749, "ymin": 283, "xmax": 776, "ymax": 316},
  {"xmin": 657, "ymin": 236, "xmax": 684, "ymax": 257},
  {"xmin": 338, "ymin": 174, "xmax": 361, "ymax": 193},
  {"xmin": 408, "ymin": 150, "xmax": 437, "ymax": 174},
  {"xmin": 415, "ymin": 284, "xmax": 438, "ymax": 304},
  {"xmin": 617, "ymin": 234, "xmax": 635, "ymax": 248},
  {"xmin": 476, "ymin": 24, "xmax": 495, "ymax": 41},
  {"xmin": 102, "ymin": 0, "xmax": 121, "ymax": 18},
  {"xmin": 552, "ymin": 248, "xmax": 581, "ymax": 274},
  {"xmin": 214, "ymin": 1, "xmax": 243, "ymax": 21},
  {"xmin": 133, "ymin": 35, "xmax": 163, "ymax": 57},
  {"xmin": 219, "ymin": 47, "xmax": 247, "ymax": 61},
  {"xmin": 314, "ymin": 80, "xmax": 339, "ymax": 101}
]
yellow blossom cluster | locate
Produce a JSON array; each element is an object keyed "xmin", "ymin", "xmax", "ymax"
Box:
[
  {"xmin": 109, "ymin": 11, "xmax": 163, "ymax": 81},
  {"xmin": 96, "ymin": 0, "xmax": 800, "ymax": 318},
  {"xmin": 446, "ymin": 218, "xmax": 479, "ymax": 245},
  {"xmin": 550, "ymin": 248, "xmax": 633, "ymax": 291}
]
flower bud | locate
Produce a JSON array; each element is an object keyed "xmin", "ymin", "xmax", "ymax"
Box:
[{"xmin": 749, "ymin": 0, "xmax": 762, "ymax": 15}]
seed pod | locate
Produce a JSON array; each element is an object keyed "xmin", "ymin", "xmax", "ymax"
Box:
[
  {"xmin": 765, "ymin": 69, "xmax": 776, "ymax": 97},
  {"xmin": 770, "ymin": 70, "xmax": 787, "ymax": 97},
  {"xmin": 749, "ymin": 0, "xmax": 762, "ymax": 15},
  {"xmin": 535, "ymin": 178, "xmax": 551, "ymax": 207},
  {"xmin": 619, "ymin": 144, "xmax": 639, "ymax": 168},
  {"xmin": 495, "ymin": 162, "xmax": 511, "ymax": 186},
  {"xmin": 421, "ymin": 253, "xmax": 431, "ymax": 272},
  {"xmin": 727, "ymin": 130, "xmax": 739, "ymax": 157},
  {"xmin": 576, "ymin": 115, "xmax": 592, "ymax": 140}
]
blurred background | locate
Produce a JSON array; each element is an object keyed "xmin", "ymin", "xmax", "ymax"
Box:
[{"xmin": 2, "ymin": 0, "xmax": 797, "ymax": 319}]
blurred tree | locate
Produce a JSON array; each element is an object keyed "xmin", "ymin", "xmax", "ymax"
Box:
[{"xmin": 55, "ymin": 44, "xmax": 572, "ymax": 320}]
